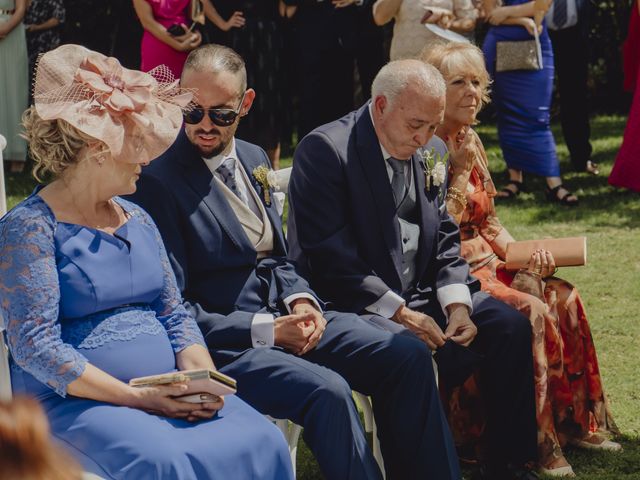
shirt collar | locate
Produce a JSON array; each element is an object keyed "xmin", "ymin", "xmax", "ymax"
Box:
[{"xmin": 203, "ymin": 137, "xmax": 238, "ymax": 172}]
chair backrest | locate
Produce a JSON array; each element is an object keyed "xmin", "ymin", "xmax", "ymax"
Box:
[
  {"xmin": 0, "ymin": 133, "xmax": 7, "ymax": 216},
  {"xmin": 0, "ymin": 134, "xmax": 11, "ymax": 399},
  {"xmin": 0, "ymin": 321, "xmax": 12, "ymax": 401}
]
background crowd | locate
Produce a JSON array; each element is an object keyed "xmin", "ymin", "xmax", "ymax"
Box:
[{"xmin": 0, "ymin": 0, "xmax": 639, "ymax": 183}]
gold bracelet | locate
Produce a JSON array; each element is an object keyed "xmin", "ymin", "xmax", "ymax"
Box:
[{"xmin": 446, "ymin": 186, "xmax": 468, "ymax": 208}]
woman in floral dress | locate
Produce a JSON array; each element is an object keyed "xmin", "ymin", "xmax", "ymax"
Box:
[{"xmin": 422, "ymin": 41, "xmax": 620, "ymax": 477}]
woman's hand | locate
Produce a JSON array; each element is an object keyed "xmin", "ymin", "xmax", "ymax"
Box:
[
  {"xmin": 447, "ymin": 127, "xmax": 475, "ymax": 175},
  {"xmin": 175, "ymin": 31, "xmax": 202, "ymax": 52},
  {"xmin": 222, "ymin": 11, "xmax": 245, "ymax": 31},
  {"xmin": 421, "ymin": 7, "xmax": 454, "ymax": 26},
  {"xmin": 486, "ymin": 6, "xmax": 510, "ymax": 24},
  {"xmin": 517, "ymin": 16, "xmax": 542, "ymax": 36},
  {"xmin": 127, "ymin": 383, "xmax": 222, "ymax": 421},
  {"xmin": 527, "ymin": 249, "xmax": 556, "ymax": 278}
]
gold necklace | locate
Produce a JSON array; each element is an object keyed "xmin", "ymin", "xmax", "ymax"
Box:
[{"xmin": 61, "ymin": 177, "xmax": 119, "ymax": 229}]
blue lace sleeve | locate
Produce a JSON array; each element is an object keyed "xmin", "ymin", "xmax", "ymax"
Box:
[
  {"xmin": 123, "ymin": 200, "xmax": 207, "ymax": 353},
  {"xmin": 0, "ymin": 198, "xmax": 88, "ymax": 397}
]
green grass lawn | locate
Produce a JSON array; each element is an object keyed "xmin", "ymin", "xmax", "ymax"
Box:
[{"xmin": 4, "ymin": 115, "xmax": 639, "ymax": 479}]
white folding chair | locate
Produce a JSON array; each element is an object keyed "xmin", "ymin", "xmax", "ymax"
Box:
[
  {"xmin": 0, "ymin": 135, "xmax": 10, "ymax": 401},
  {"xmin": 0, "ymin": 133, "xmax": 8, "ymax": 216}
]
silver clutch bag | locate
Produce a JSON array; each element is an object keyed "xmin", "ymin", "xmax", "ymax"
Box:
[{"xmin": 495, "ymin": 29, "xmax": 543, "ymax": 72}]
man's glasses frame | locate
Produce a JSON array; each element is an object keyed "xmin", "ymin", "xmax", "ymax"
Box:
[{"xmin": 184, "ymin": 91, "xmax": 247, "ymax": 127}]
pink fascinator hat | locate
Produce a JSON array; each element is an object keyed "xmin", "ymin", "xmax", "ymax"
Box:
[{"xmin": 33, "ymin": 44, "xmax": 192, "ymax": 164}]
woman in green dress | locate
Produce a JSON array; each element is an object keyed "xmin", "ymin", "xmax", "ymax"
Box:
[{"xmin": 0, "ymin": 0, "xmax": 28, "ymax": 172}]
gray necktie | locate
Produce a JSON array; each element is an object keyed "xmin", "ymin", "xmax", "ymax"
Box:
[
  {"xmin": 553, "ymin": 0, "xmax": 567, "ymax": 29},
  {"xmin": 387, "ymin": 157, "xmax": 407, "ymax": 207},
  {"xmin": 216, "ymin": 157, "xmax": 248, "ymax": 204}
]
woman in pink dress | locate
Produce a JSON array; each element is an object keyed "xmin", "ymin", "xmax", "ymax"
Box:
[
  {"xmin": 609, "ymin": 0, "xmax": 640, "ymax": 192},
  {"xmin": 133, "ymin": 0, "xmax": 244, "ymax": 78}
]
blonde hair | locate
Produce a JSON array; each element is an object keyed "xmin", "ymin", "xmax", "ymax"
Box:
[
  {"xmin": 21, "ymin": 107, "xmax": 108, "ymax": 182},
  {"xmin": 420, "ymin": 42, "xmax": 491, "ymax": 109},
  {"xmin": 0, "ymin": 396, "xmax": 82, "ymax": 480}
]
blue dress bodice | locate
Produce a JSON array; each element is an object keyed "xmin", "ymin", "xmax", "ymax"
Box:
[{"xmin": 0, "ymin": 192, "xmax": 206, "ymax": 398}]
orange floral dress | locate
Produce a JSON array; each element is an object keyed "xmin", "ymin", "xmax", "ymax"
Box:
[{"xmin": 443, "ymin": 131, "xmax": 618, "ymax": 465}]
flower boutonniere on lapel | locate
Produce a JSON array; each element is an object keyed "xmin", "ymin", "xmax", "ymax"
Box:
[
  {"xmin": 252, "ymin": 165, "xmax": 279, "ymax": 206},
  {"xmin": 419, "ymin": 147, "xmax": 448, "ymax": 191}
]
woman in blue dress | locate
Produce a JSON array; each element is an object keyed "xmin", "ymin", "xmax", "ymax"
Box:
[
  {"xmin": 482, "ymin": 0, "xmax": 579, "ymax": 205},
  {"xmin": 0, "ymin": 44, "xmax": 293, "ymax": 480}
]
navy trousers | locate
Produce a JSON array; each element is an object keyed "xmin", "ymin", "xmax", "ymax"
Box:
[
  {"xmin": 214, "ymin": 311, "xmax": 461, "ymax": 480},
  {"xmin": 367, "ymin": 292, "xmax": 538, "ymax": 468}
]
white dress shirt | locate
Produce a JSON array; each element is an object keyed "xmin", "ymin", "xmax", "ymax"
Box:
[
  {"xmin": 203, "ymin": 138, "xmax": 321, "ymax": 348},
  {"xmin": 545, "ymin": 0, "xmax": 578, "ymax": 30},
  {"xmin": 365, "ymin": 105, "xmax": 472, "ymax": 320}
]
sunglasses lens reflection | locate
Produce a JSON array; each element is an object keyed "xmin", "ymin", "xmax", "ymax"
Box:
[{"xmin": 183, "ymin": 108, "xmax": 238, "ymax": 127}]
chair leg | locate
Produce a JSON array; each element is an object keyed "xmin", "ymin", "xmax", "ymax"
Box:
[
  {"xmin": 270, "ymin": 417, "xmax": 301, "ymax": 477},
  {"xmin": 353, "ymin": 392, "xmax": 385, "ymax": 479}
]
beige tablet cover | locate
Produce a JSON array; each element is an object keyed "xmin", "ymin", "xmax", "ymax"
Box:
[
  {"xmin": 129, "ymin": 369, "xmax": 237, "ymax": 397},
  {"xmin": 505, "ymin": 237, "xmax": 587, "ymax": 270}
]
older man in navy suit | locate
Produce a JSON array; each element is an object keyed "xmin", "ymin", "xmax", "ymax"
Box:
[
  {"xmin": 288, "ymin": 59, "xmax": 539, "ymax": 480},
  {"xmin": 128, "ymin": 45, "xmax": 463, "ymax": 480}
]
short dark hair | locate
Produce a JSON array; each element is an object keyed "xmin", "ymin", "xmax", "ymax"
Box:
[{"xmin": 182, "ymin": 44, "xmax": 247, "ymax": 93}]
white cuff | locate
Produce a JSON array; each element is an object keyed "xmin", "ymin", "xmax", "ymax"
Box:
[
  {"xmin": 366, "ymin": 290, "xmax": 406, "ymax": 319},
  {"xmin": 436, "ymin": 284, "xmax": 473, "ymax": 319},
  {"xmin": 283, "ymin": 293, "xmax": 322, "ymax": 313},
  {"xmin": 251, "ymin": 313, "xmax": 275, "ymax": 348}
]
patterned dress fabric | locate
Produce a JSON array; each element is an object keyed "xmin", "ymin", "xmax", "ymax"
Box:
[
  {"xmin": 0, "ymin": 191, "xmax": 293, "ymax": 480},
  {"xmin": 390, "ymin": 0, "xmax": 476, "ymax": 60},
  {"xmin": 442, "ymin": 131, "xmax": 618, "ymax": 466},
  {"xmin": 609, "ymin": 4, "xmax": 640, "ymax": 192},
  {"xmin": 24, "ymin": 0, "xmax": 65, "ymax": 85},
  {"xmin": 230, "ymin": 0, "xmax": 285, "ymax": 151},
  {"xmin": 140, "ymin": 0, "xmax": 190, "ymax": 77},
  {"xmin": 482, "ymin": 0, "xmax": 560, "ymax": 177},
  {"xmin": 0, "ymin": 0, "xmax": 28, "ymax": 161}
]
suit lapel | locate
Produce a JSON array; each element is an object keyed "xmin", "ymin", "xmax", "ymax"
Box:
[
  {"xmin": 354, "ymin": 105, "xmax": 403, "ymax": 282},
  {"xmin": 176, "ymin": 132, "xmax": 251, "ymax": 252},
  {"xmin": 413, "ymin": 151, "xmax": 438, "ymax": 280}
]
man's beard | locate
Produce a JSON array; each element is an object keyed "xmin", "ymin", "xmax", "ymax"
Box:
[
  {"xmin": 192, "ymin": 125, "xmax": 237, "ymax": 159},
  {"xmin": 198, "ymin": 141, "xmax": 227, "ymax": 159}
]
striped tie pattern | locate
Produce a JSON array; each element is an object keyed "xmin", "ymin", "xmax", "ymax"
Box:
[{"xmin": 553, "ymin": 0, "xmax": 568, "ymax": 29}]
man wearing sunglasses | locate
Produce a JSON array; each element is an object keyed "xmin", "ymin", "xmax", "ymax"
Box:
[{"xmin": 129, "ymin": 44, "xmax": 461, "ymax": 480}]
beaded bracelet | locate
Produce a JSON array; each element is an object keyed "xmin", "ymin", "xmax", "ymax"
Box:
[{"xmin": 446, "ymin": 186, "xmax": 467, "ymax": 208}]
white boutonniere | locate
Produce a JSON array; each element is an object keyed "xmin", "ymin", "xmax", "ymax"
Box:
[
  {"xmin": 252, "ymin": 165, "xmax": 280, "ymax": 205},
  {"xmin": 419, "ymin": 147, "xmax": 448, "ymax": 190}
]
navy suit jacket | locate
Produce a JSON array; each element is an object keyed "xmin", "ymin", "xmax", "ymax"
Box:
[
  {"xmin": 127, "ymin": 130, "xmax": 318, "ymax": 352},
  {"xmin": 288, "ymin": 103, "xmax": 479, "ymax": 315}
]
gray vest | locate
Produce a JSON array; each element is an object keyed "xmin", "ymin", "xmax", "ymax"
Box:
[{"xmin": 396, "ymin": 177, "xmax": 420, "ymax": 292}]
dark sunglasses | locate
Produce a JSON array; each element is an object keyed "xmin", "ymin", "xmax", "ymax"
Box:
[{"xmin": 184, "ymin": 91, "xmax": 247, "ymax": 127}]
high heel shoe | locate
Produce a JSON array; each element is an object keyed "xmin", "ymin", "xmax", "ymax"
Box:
[{"xmin": 569, "ymin": 434, "xmax": 622, "ymax": 452}]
